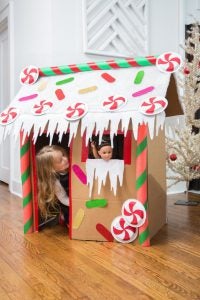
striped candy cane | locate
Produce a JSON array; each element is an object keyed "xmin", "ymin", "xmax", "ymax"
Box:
[
  {"xmin": 136, "ymin": 124, "xmax": 150, "ymax": 246},
  {"xmin": 39, "ymin": 56, "xmax": 158, "ymax": 77},
  {"xmin": 20, "ymin": 133, "xmax": 33, "ymax": 234}
]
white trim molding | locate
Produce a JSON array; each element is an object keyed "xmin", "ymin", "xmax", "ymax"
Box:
[{"xmin": 82, "ymin": 0, "xmax": 148, "ymax": 58}]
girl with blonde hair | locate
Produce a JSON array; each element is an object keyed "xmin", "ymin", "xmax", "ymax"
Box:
[{"xmin": 36, "ymin": 145, "xmax": 70, "ymax": 227}]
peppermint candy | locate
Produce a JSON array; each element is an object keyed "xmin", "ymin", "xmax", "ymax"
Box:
[
  {"xmin": 20, "ymin": 65, "xmax": 39, "ymax": 85},
  {"xmin": 102, "ymin": 95, "xmax": 127, "ymax": 111},
  {"xmin": 32, "ymin": 100, "xmax": 53, "ymax": 115},
  {"xmin": 65, "ymin": 102, "xmax": 88, "ymax": 121},
  {"xmin": 139, "ymin": 96, "xmax": 168, "ymax": 115},
  {"xmin": 0, "ymin": 107, "xmax": 20, "ymax": 125},
  {"xmin": 122, "ymin": 199, "xmax": 146, "ymax": 228},
  {"xmin": 156, "ymin": 52, "xmax": 182, "ymax": 73},
  {"xmin": 111, "ymin": 216, "xmax": 138, "ymax": 243}
]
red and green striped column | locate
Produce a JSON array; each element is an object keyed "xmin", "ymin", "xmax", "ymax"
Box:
[
  {"xmin": 39, "ymin": 56, "xmax": 158, "ymax": 77},
  {"xmin": 20, "ymin": 133, "xmax": 33, "ymax": 234},
  {"xmin": 136, "ymin": 124, "xmax": 150, "ymax": 246}
]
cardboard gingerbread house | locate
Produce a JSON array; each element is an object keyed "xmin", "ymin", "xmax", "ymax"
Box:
[{"xmin": 0, "ymin": 52, "xmax": 183, "ymax": 246}]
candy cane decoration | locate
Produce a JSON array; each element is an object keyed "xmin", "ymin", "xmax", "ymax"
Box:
[
  {"xmin": 20, "ymin": 133, "xmax": 33, "ymax": 234},
  {"xmin": 102, "ymin": 96, "xmax": 127, "ymax": 111},
  {"xmin": 38, "ymin": 56, "xmax": 158, "ymax": 77},
  {"xmin": 156, "ymin": 52, "xmax": 182, "ymax": 73},
  {"xmin": 20, "ymin": 65, "xmax": 39, "ymax": 85},
  {"xmin": 111, "ymin": 216, "xmax": 138, "ymax": 243},
  {"xmin": 32, "ymin": 100, "xmax": 53, "ymax": 115},
  {"xmin": 64, "ymin": 102, "xmax": 88, "ymax": 121},
  {"xmin": 122, "ymin": 199, "xmax": 146, "ymax": 227},
  {"xmin": 0, "ymin": 107, "xmax": 20, "ymax": 125},
  {"xmin": 136, "ymin": 124, "xmax": 150, "ymax": 246},
  {"xmin": 139, "ymin": 96, "xmax": 168, "ymax": 115}
]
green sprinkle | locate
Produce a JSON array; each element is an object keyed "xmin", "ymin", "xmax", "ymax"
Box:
[
  {"xmin": 56, "ymin": 77, "xmax": 74, "ymax": 85},
  {"xmin": 134, "ymin": 70, "xmax": 144, "ymax": 84},
  {"xmin": 85, "ymin": 199, "xmax": 107, "ymax": 208}
]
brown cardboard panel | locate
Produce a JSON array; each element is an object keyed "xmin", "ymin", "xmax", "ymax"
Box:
[
  {"xmin": 70, "ymin": 125, "xmax": 167, "ymax": 242},
  {"xmin": 71, "ymin": 198, "xmax": 123, "ymax": 241},
  {"xmin": 147, "ymin": 127, "xmax": 167, "ymax": 238},
  {"xmin": 165, "ymin": 75, "xmax": 183, "ymax": 117}
]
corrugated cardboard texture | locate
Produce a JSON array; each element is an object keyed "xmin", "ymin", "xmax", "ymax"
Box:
[{"xmin": 147, "ymin": 127, "xmax": 167, "ymax": 239}]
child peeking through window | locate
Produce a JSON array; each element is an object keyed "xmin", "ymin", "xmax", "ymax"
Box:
[{"xmin": 36, "ymin": 145, "xmax": 69, "ymax": 228}]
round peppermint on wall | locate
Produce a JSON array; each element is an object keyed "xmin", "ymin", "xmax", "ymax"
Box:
[
  {"xmin": 122, "ymin": 199, "xmax": 146, "ymax": 228},
  {"xmin": 111, "ymin": 215, "xmax": 138, "ymax": 243}
]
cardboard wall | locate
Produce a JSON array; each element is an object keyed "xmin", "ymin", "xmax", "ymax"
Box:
[
  {"xmin": 147, "ymin": 127, "xmax": 167, "ymax": 239},
  {"xmin": 70, "ymin": 128, "xmax": 137, "ymax": 241},
  {"xmin": 70, "ymin": 126, "xmax": 167, "ymax": 242}
]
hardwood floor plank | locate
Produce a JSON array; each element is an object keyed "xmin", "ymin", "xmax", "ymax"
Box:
[{"xmin": 0, "ymin": 182, "xmax": 200, "ymax": 300}]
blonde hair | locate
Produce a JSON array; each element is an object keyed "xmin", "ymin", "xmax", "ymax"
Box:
[{"xmin": 36, "ymin": 145, "xmax": 68, "ymax": 219}]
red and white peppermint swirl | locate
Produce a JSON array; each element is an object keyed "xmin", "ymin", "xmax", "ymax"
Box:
[
  {"xmin": 139, "ymin": 96, "xmax": 168, "ymax": 115},
  {"xmin": 122, "ymin": 199, "xmax": 146, "ymax": 228},
  {"xmin": 102, "ymin": 95, "xmax": 127, "ymax": 111},
  {"xmin": 111, "ymin": 216, "xmax": 138, "ymax": 243},
  {"xmin": 65, "ymin": 102, "xmax": 88, "ymax": 121},
  {"xmin": 156, "ymin": 52, "xmax": 182, "ymax": 73},
  {"xmin": 20, "ymin": 65, "xmax": 39, "ymax": 85},
  {"xmin": 0, "ymin": 107, "xmax": 20, "ymax": 125},
  {"xmin": 32, "ymin": 100, "xmax": 53, "ymax": 115}
]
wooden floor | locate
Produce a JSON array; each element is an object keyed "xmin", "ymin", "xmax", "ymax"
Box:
[{"xmin": 0, "ymin": 182, "xmax": 199, "ymax": 300}]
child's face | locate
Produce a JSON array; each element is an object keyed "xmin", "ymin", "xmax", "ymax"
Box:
[
  {"xmin": 98, "ymin": 145, "xmax": 112, "ymax": 161},
  {"xmin": 53, "ymin": 150, "xmax": 69, "ymax": 173}
]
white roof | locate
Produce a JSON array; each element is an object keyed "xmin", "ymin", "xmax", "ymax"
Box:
[{"xmin": 0, "ymin": 60, "xmax": 175, "ymax": 145}]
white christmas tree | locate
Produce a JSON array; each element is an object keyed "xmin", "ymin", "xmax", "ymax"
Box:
[{"xmin": 166, "ymin": 23, "xmax": 200, "ymax": 200}]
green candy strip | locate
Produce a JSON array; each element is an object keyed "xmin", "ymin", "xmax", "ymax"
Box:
[{"xmin": 85, "ymin": 199, "xmax": 108, "ymax": 208}]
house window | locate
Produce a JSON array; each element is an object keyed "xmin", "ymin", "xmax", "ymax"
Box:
[{"xmin": 81, "ymin": 130, "xmax": 132, "ymax": 164}]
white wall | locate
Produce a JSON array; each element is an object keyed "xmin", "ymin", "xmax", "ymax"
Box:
[{"xmin": 0, "ymin": 0, "xmax": 194, "ymax": 195}]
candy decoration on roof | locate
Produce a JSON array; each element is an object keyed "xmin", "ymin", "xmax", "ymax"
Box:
[
  {"xmin": 132, "ymin": 86, "xmax": 154, "ymax": 97},
  {"xmin": 134, "ymin": 70, "xmax": 145, "ymax": 84},
  {"xmin": 111, "ymin": 216, "xmax": 138, "ymax": 243},
  {"xmin": 0, "ymin": 107, "xmax": 20, "ymax": 125},
  {"xmin": 18, "ymin": 94, "xmax": 38, "ymax": 102},
  {"xmin": 65, "ymin": 102, "xmax": 88, "ymax": 121},
  {"xmin": 38, "ymin": 56, "xmax": 158, "ymax": 77},
  {"xmin": 20, "ymin": 65, "xmax": 39, "ymax": 85},
  {"xmin": 122, "ymin": 199, "xmax": 146, "ymax": 227},
  {"xmin": 136, "ymin": 124, "xmax": 150, "ymax": 246},
  {"xmin": 32, "ymin": 100, "xmax": 53, "ymax": 115},
  {"xmin": 139, "ymin": 96, "xmax": 168, "ymax": 115},
  {"xmin": 102, "ymin": 95, "xmax": 127, "ymax": 111},
  {"xmin": 156, "ymin": 52, "xmax": 182, "ymax": 73},
  {"xmin": 101, "ymin": 73, "xmax": 116, "ymax": 83}
]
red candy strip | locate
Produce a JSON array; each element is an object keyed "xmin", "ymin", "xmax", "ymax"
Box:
[
  {"xmin": 101, "ymin": 73, "xmax": 116, "ymax": 83},
  {"xmin": 55, "ymin": 89, "xmax": 65, "ymax": 100},
  {"xmin": 96, "ymin": 223, "xmax": 114, "ymax": 242}
]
